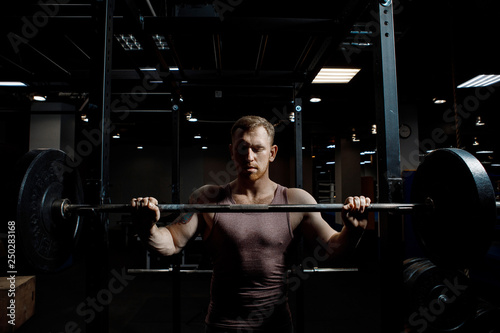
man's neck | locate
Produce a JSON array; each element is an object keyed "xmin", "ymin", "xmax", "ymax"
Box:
[{"xmin": 231, "ymin": 176, "xmax": 276, "ymax": 200}]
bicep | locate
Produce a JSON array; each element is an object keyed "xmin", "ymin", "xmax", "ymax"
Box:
[
  {"xmin": 301, "ymin": 212, "xmax": 338, "ymax": 245},
  {"xmin": 166, "ymin": 184, "xmax": 217, "ymax": 251},
  {"xmin": 166, "ymin": 212, "xmax": 201, "ymax": 252},
  {"xmin": 289, "ymin": 188, "xmax": 337, "ymax": 244}
]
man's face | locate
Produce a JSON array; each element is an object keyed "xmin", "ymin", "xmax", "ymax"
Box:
[{"xmin": 230, "ymin": 126, "xmax": 278, "ymax": 181}]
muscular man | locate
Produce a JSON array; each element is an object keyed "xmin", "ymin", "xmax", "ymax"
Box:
[{"xmin": 132, "ymin": 115, "xmax": 370, "ymax": 333}]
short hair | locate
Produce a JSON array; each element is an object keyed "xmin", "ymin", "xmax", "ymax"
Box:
[{"xmin": 231, "ymin": 115, "xmax": 275, "ymax": 144}]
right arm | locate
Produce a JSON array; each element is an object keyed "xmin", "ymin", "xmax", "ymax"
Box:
[{"xmin": 131, "ymin": 196, "xmax": 201, "ymax": 256}]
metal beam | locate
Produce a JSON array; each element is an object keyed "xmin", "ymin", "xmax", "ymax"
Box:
[
  {"xmin": 294, "ymin": 98, "xmax": 303, "ymax": 189},
  {"xmin": 373, "ymin": 2, "xmax": 404, "ymax": 333}
]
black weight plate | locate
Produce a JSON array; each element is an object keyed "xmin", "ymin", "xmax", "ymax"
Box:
[
  {"xmin": 403, "ymin": 258, "xmax": 476, "ymax": 332},
  {"xmin": 474, "ymin": 299, "xmax": 500, "ymax": 333},
  {"xmin": 15, "ymin": 149, "xmax": 83, "ymax": 272},
  {"xmin": 411, "ymin": 148, "xmax": 496, "ymax": 269}
]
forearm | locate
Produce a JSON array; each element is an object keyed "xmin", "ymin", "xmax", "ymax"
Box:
[
  {"xmin": 144, "ymin": 224, "xmax": 179, "ymax": 256},
  {"xmin": 326, "ymin": 226, "xmax": 364, "ymax": 260}
]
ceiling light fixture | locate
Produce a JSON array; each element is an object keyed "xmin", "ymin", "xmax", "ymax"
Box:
[
  {"xmin": 312, "ymin": 68, "xmax": 361, "ymax": 84},
  {"xmin": 457, "ymin": 74, "xmax": 500, "ymax": 88},
  {"xmin": 152, "ymin": 34, "xmax": 169, "ymax": 50},
  {"xmin": 139, "ymin": 67, "xmax": 156, "ymax": 71},
  {"xmin": 309, "ymin": 97, "xmax": 321, "ymax": 103},
  {"xmin": 194, "ymin": 134, "xmax": 201, "ymax": 139},
  {"xmin": 351, "ymin": 128, "xmax": 360, "ymax": 142},
  {"xmin": 186, "ymin": 112, "xmax": 198, "ymax": 122},
  {"xmin": 475, "ymin": 116, "xmax": 485, "ymax": 126},
  {"xmin": 0, "ymin": 81, "xmax": 28, "ymax": 86},
  {"xmin": 371, "ymin": 124, "xmax": 377, "ymax": 135},
  {"xmin": 33, "ymin": 95, "xmax": 46, "ymax": 101},
  {"xmin": 433, "ymin": 98, "xmax": 446, "ymax": 104},
  {"xmin": 473, "ymin": 137, "xmax": 480, "ymax": 146},
  {"xmin": 115, "ymin": 34, "xmax": 143, "ymax": 51},
  {"xmin": 112, "ymin": 133, "xmax": 120, "ymax": 139},
  {"xmin": 202, "ymin": 146, "xmax": 208, "ymax": 150},
  {"xmin": 137, "ymin": 146, "xmax": 144, "ymax": 150}
]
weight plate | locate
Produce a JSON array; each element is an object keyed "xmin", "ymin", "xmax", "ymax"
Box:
[
  {"xmin": 403, "ymin": 258, "xmax": 476, "ymax": 332},
  {"xmin": 15, "ymin": 149, "xmax": 83, "ymax": 272},
  {"xmin": 411, "ymin": 148, "xmax": 496, "ymax": 269}
]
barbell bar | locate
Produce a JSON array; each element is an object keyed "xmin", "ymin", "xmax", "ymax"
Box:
[
  {"xmin": 57, "ymin": 200, "xmax": 425, "ymax": 218},
  {"xmin": 126, "ymin": 268, "xmax": 359, "ymax": 274},
  {"xmin": 10, "ymin": 147, "xmax": 499, "ymax": 272}
]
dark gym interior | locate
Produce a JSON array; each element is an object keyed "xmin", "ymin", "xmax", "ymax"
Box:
[{"xmin": 1, "ymin": 0, "xmax": 500, "ymax": 332}]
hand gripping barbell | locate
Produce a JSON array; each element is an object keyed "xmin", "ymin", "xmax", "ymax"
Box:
[{"xmin": 10, "ymin": 148, "xmax": 499, "ymax": 272}]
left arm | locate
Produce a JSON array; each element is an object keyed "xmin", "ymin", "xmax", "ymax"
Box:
[{"xmin": 288, "ymin": 189, "xmax": 370, "ymax": 260}]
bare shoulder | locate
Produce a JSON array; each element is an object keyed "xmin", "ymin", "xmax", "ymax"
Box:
[
  {"xmin": 287, "ymin": 188, "xmax": 318, "ymax": 205},
  {"xmin": 190, "ymin": 184, "xmax": 226, "ymax": 204}
]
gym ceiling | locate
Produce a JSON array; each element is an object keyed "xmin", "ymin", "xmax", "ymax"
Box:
[{"xmin": 0, "ymin": 0, "xmax": 499, "ymax": 166}]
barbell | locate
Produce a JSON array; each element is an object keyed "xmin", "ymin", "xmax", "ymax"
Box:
[{"xmin": 10, "ymin": 147, "xmax": 499, "ymax": 273}]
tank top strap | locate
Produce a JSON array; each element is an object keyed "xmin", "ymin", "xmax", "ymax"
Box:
[
  {"xmin": 217, "ymin": 184, "xmax": 234, "ymax": 205},
  {"xmin": 272, "ymin": 184, "xmax": 288, "ymax": 205}
]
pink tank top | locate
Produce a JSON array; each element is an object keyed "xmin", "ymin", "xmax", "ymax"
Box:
[{"xmin": 204, "ymin": 184, "xmax": 294, "ymax": 331}]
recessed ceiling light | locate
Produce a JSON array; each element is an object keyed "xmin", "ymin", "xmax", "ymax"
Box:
[
  {"xmin": 0, "ymin": 81, "xmax": 27, "ymax": 86},
  {"xmin": 169, "ymin": 67, "xmax": 179, "ymax": 71},
  {"xmin": 457, "ymin": 74, "xmax": 500, "ymax": 88},
  {"xmin": 112, "ymin": 133, "xmax": 120, "ymax": 139},
  {"xmin": 476, "ymin": 150, "xmax": 494, "ymax": 154},
  {"xmin": 139, "ymin": 67, "xmax": 156, "ymax": 71},
  {"xmin": 310, "ymin": 97, "xmax": 321, "ymax": 103},
  {"xmin": 312, "ymin": 68, "xmax": 361, "ymax": 84},
  {"xmin": 137, "ymin": 146, "xmax": 144, "ymax": 150},
  {"xmin": 33, "ymin": 95, "xmax": 46, "ymax": 101},
  {"xmin": 433, "ymin": 98, "xmax": 446, "ymax": 104},
  {"xmin": 194, "ymin": 135, "xmax": 202, "ymax": 139},
  {"xmin": 202, "ymin": 146, "xmax": 208, "ymax": 150}
]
